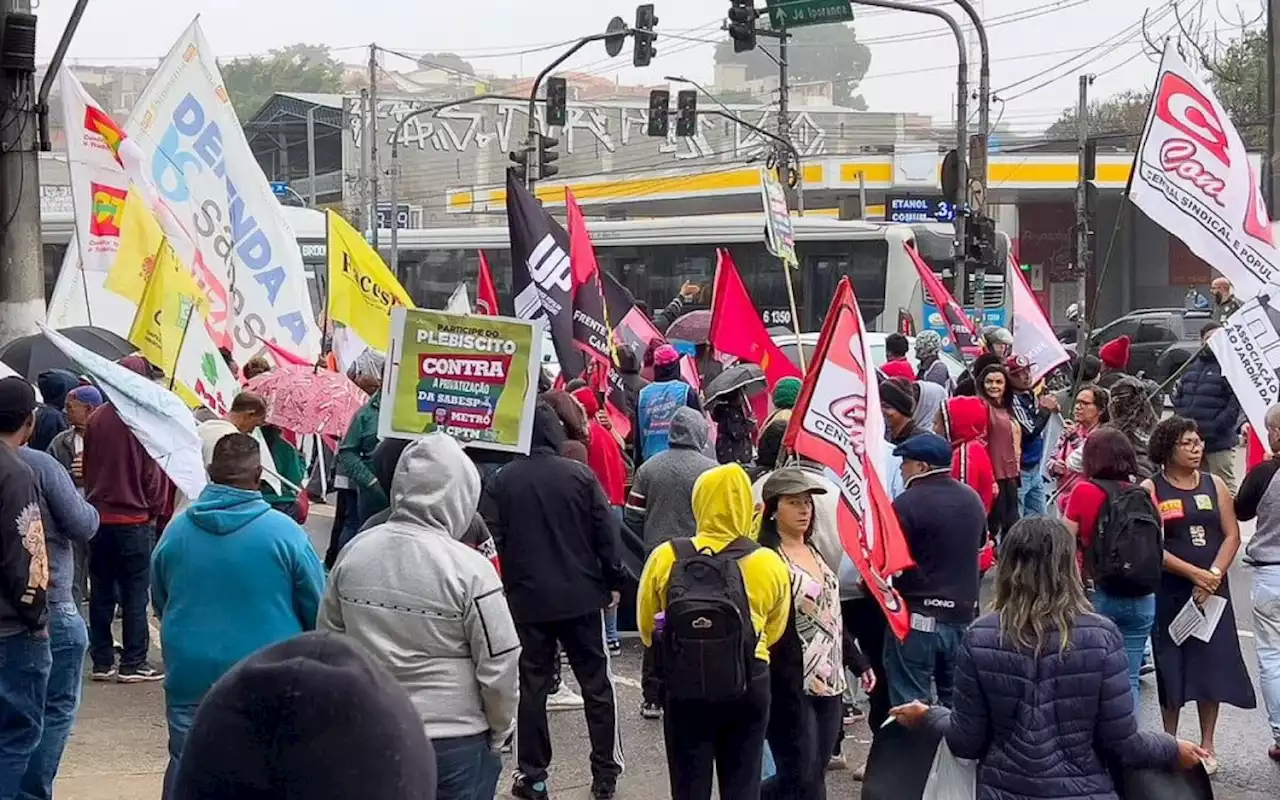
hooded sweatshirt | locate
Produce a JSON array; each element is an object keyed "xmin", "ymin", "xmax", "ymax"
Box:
[
  {"xmin": 481, "ymin": 402, "xmax": 626, "ymax": 624},
  {"xmin": 151, "ymin": 483, "xmax": 325, "ymax": 706},
  {"xmin": 17, "ymin": 447, "xmax": 98, "ymax": 605},
  {"xmin": 636, "ymin": 464, "xmax": 792, "ymax": 663},
  {"xmin": 572, "ymin": 387, "xmax": 629, "ymax": 505},
  {"xmin": 625, "ymin": 407, "xmax": 717, "ymax": 551},
  {"xmin": 912, "ymin": 380, "xmax": 947, "ymax": 432},
  {"xmin": 320, "ymin": 434, "xmax": 520, "ymax": 747},
  {"xmin": 30, "ymin": 369, "xmax": 78, "ymax": 452},
  {"xmin": 83, "ymin": 402, "xmax": 169, "ymax": 525},
  {"xmin": 941, "ymin": 396, "xmax": 997, "ymax": 514}
]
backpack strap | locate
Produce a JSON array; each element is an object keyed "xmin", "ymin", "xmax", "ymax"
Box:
[
  {"xmin": 717, "ymin": 537, "xmax": 760, "ymax": 560},
  {"xmin": 671, "ymin": 539, "xmax": 698, "ymax": 561}
]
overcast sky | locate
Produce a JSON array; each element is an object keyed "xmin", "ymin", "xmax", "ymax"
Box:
[{"xmin": 35, "ymin": 0, "xmax": 1264, "ymax": 135}]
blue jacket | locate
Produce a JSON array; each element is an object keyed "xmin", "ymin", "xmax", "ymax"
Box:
[
  {"xmin": 926, "ymin": 613, "xmax": 1179, "ymax": 800},
  {"xmin": 151, "ymin": 483, "xmax": 325, "ymax": 706},
  {"xmin": 1172, "ymin": 352, "xmax": 1241, "ymax": 453},
  {"xmin": 635, "ymin": 380, "xmax": 699, "ymax": 463},
  {"xmin": 892, "ymin": 471, "xmax": 985, "ymax": 623},
  {"xmin": 18, "ymin": 446, "xmax": 98, "ymax": 604}
]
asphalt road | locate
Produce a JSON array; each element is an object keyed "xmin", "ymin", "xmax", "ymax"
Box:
[{"xmin": 54, "ymin": 503, "xmax": 1280, "ymax": 799}]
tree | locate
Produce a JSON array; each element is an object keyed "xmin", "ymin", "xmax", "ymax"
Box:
[
  {"xmin": 221, "ymin": 43, "xmax": 345, "ymax": 120},
  {"xmin": 713, "ymin": 22, "xmax": 871, "ymax": 109},
  {"xmin": 416, "ymin": 52, "xmax": 475, "ymax": 76},
  {"xmin": 1043, "ymin": 90, "xmax": 1150, "ymax": 143}
]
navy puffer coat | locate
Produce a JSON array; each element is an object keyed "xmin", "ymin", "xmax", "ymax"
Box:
[
  {"xmin": 925, "ymin": 612, "xmax": 1178, "ymax": 800},
  {"xmin": 1172, "ymin": 352, "xmax": 1241, "ymax": 453}
]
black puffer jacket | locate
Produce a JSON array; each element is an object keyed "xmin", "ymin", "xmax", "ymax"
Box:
[
  {"xmin": 925, "ymin": 613, "xmax": 1179, "ymax": 799},
  {"xmin": 1172, "ymin": 352, "xmax": 1241, "ymax": 453},
  {"xmin": 480, "ymin": 402, "xmax": 625, "ymax": 623}
]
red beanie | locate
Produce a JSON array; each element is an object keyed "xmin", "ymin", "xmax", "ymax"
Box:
[{"xmin": 1099, "ymin": 335, "xmax": 1131, "ymax": 370}]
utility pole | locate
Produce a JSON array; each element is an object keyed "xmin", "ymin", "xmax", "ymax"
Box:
[
  {"xmin": 1074, "ymin": 74, "xmax": 1092, "ymax": 345},
  {"xmin": 776, "ymin": 24, "xmax": 795, "ymax": 212},
  {"xmin": 0, "ymin": 2, "xmax": 43, "ymax": 347},
  {"xmin": 1267, "ymin": 0, "xmax": 1279, "ymax": 214},
  {"xmin": 368, "ymin": 44, "xmax": 381, "ymax": 247},
  {"xmin": 358, "ymin": 88, "xmax": 370, "ymax": 232}
]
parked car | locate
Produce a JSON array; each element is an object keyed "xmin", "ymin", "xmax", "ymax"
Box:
[
  {"xmin": 1087, "ymin": 308, "xmax": 1210, "ymax": 383},
  {"xmin": 772, "ymin": 332, "xmax": 967, "ymax": 381}
]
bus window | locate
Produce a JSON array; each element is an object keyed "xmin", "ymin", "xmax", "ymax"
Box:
[
  {"xmin": 801, "ymin": 239, "xmax": 888, "ymax": 330},
  {"xmin": 397, "ymin": 248, "xmax": 515, "ymax": 315}
]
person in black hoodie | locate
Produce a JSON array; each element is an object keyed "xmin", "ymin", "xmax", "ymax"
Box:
[
  {"xmin": 172, "ymin": 631, "xmax": 438, "ymax": 799},
  {"xmin": 480, "ymin": 402, "xmax": 626, "ymax": 800},
  {"xmin": 30, "ymin": 369, "xmax": 78, "ymax": 453},
  {"xmin": 886, "ymin": 433, "xmax": 985, "ymax": 709}
]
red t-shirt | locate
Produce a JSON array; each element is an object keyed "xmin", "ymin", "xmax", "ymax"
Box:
[
  {"xmin": 1065, "ymin": 480, "xmax": 1131, "ymax": 573},
  {"xmin": 880, "ymin": 358, "xmax": 917, "ymax": 382}
]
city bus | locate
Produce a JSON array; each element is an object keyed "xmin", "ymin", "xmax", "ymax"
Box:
[{"xmin": 377, "ymin": 215, "xmax": 1011, "ymax": 335}]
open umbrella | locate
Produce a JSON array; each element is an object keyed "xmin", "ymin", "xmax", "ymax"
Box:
[
  {"xmin": 0, "ymin": 326, "xmax": 134, "ymax": 382},
  {"xmin": 703, "ymin": 362, "xmax": 766, "ymax": 406},
  {"xmin": 665, "ymin": 309, "xmax": 712, "ymax": 344},
  {"xmin": 246, "ymin": 365, "xmax": 368, "ymax": 438}
]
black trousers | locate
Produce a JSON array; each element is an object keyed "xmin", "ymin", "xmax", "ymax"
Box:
[
  {"xmin": 988, "ymin": 478, "xmax": 1020, "ymax": 545},
  {"xmin": 841, "ymin": 597, "xmax": 889, "ymax": 730},
  {"xmin": 641, "ymin": 644, "xmax": 663, "ymax": 706},
  {"xmin": 515, "ymin": 612, "xmax": 622, "ymax": 784},
  {"xmin": 663, "ymin": 663, "xmax": 770, "ymax": 800},
  {"xmin": 761, "ymin": 670, "xmax": 809, "ymax": 800},
  {"xmin": 806, "ymin": 695, "xmax": 843, "ymax": 799}
]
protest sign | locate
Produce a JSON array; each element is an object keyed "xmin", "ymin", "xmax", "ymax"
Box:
[
  {"xmin": 379, "ymin": 307, "xmax": 542, "ymax": 454},
  {"xmin": 1207, "ymin": 296, "xmax": 1280, "ymax": 454}
]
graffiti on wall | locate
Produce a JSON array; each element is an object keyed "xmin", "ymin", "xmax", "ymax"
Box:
[{"xmin": 347, "ymin": 98, "xmax": 832, "ymax": 163}]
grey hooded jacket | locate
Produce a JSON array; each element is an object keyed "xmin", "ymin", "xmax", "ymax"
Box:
[
  {"xmin": 318, "ymin": 434, "xmax": 520, "ymax": 747},
  {"xmin": 624, "ymin": 407, "xmax": 717, "ymax": 552}
]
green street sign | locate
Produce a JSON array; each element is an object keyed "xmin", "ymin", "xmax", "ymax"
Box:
[{"xmin": 766, "ymin": 0, "xmax": 853, "ymax": 29}]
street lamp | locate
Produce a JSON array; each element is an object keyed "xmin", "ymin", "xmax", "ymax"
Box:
[{"xmin": 664, "ymin": 74, "xmax": 805, "ymax": 215}]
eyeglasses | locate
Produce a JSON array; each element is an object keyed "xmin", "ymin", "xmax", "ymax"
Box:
[
  {"xmin": 1074, "ymin": 399, "xmax": 1095, "ymax": 407},
  {"xmin": 1177, "ymin": 438, "xmax": 1205, "ymax": 450}
]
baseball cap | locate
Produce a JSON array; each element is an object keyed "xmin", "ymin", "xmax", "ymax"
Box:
[
  {"xmin": 1005, "ymin": 355, "xmax": 1032, "ymax": 373},
  {"xmin": 761, "ymin": 467, "xmax": 829, "ymax": 502}
]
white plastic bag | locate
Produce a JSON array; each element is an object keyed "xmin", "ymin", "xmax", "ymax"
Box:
[{"xmin": 921, "ymin": 738, "xmax": 977, "ymax": 800}]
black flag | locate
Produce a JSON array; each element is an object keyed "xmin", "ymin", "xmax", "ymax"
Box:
[{"xmin": 505, "ymin": 170, "xmax": 586, "ymax": 378}]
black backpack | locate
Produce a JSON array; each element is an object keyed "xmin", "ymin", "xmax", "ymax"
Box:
[
  {"xmin": 1088, "ymin": 480, "xmax": 1164, "ymax": 597},
  {"xmin": 661, "ymin": 537, "xmax": 759, "ymax": 703}
]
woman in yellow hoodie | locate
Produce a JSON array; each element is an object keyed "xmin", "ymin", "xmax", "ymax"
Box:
[{"xmin": 636, "ymin": 463, "xmax": 792, "ymax": 800}]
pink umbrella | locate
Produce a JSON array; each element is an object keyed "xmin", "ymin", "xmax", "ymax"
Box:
[{"xmin": 246, "ymin": 365, "xmax": 368, "ymax": 438}]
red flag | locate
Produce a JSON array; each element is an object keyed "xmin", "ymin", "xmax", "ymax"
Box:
[
  {"xmin": 476, "ymin": 250, "xmax": 500, "ymax": 316},
  {"xmin": 904, "ymin": 243, "xmax": 983, "ymax": 355},
  {"xmin": 783, "ymin": 277, "xmax": 915, "ymax": 641},
  {"xmin": 256, "ymin": 335, "xmax": 313, "ymax": 368},
  {"xmin": 565, "ymin": 189, "xmax": 614, "ymax": 367},
  {"xmin": 1007, "ymin": 254, "xmax": 1070, "ymax": 384},
  {"xmin": 709, "ymin": 249, "xmax": 803, "ymax": 389}
]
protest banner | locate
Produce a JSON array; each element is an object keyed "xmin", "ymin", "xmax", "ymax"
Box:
[
  {"xmin": 1207, "ymin": 296, "xmax": 1280, "ymax": 455},
  {"xmin": 1129, "ymin": 46, "xmax": 1279, "ymax": 297},
  {"xmin": 327, "ymin": 209, "xmax": 415, "ymax": 354},
  {"xmin": 1008, "ymin": 255, "xmax": 1070, "ymax": 383},
  {"xmin": 379, "ymin": 307, "xmax": 542, "ymax": 454}
]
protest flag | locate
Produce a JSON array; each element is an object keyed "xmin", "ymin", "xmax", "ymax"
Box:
[
  {"xmin": 446, "ymin": 283, "xmax": 472, "ymax": 315},
  {"xmin": 566, "ymin": 188, "xmax": 616, "ymax": 367},
  {"xmin": 709, "ymin": 248, "xmax": 803, "ymax": 390},
  {"xmin": 476, "ymin": 250, "xmax": 500, "ymax": 316},
  {"xmin": 326, "ymin": 209, "xmax": 415, "ymax": 354},
  {"xmin": 1206, "ymin": 296, "xmax": 1280, "ymax": 457},
  {"xmin": 783, "ymin": 276, "xmax": 915, "ymax": 640},
  {"xmin": 1008, "ymin": 255, "xmax": 1070, "ymax": 384},
  {"xmin": 904, "ymin": 242, "xmax": 982, "ymax": 354}
]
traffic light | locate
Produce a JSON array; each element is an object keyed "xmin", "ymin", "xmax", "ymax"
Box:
[
  {"xmin": 728, "ymin": 0, "xmax": 757, "ymax": 53},
  {"xmin": 545, "ymin": 76, "xmax": 567, "ymax": 128},
  {"xmin": 537, "ymin": 133, "xmax": 560, "ymax": 181},
  {"xmin": 966, "ymin": 213, "xmax": 996, "ymax": 268},
  {"xmin": 647, "ymin": 89, "xmax": 670, "ymax": 137},
  {"xmin": 508, "ymin": 145, "xmax": 530, "ymax": 184},
  {"xmin": 675, "ymin": 90, "xmax": 698, "ymax": 137},
  {"xmin": 633, "ymin": 4, "xmax": 658, "ymax": 67}
]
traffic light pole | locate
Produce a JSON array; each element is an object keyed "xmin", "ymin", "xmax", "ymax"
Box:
[
  {"xmin": 523, "ymin": 32, "xmax": 618, "ymax": 191},
  {"xmin": 850, "ymin": 0, "xmax": 968, "ymax": 290},
  {"xmin": 776, "ymin": 25, "xmax": 797, "ymax": 215},
  {"xmin": 388, "ymin": 94, "xmax": 527, "ymax": 272}
]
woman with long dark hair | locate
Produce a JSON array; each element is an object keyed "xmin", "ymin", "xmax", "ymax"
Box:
[
  {"xmin": 1143, "ymin": 415, "xmax": 1256, "ymax": 774},
  {"xmin": 758, "ymin": 468, "xmax": 872, "ymax": 800},
  {"xmin": 977, "ymin": 364, "xmax": 1020, "ymax": 544},
  {"xmin": 890, "ymin": 517, "xmax": 1205, "ymax": 798}
]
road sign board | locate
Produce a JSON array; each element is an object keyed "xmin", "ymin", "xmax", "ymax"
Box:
[
  {"xmin": 766, "ymin": 0, "xmax": 853, "ymax": 29},
  {"xmin": 885, "ymin": 194, "xmax": 956, "ymax": 224}
]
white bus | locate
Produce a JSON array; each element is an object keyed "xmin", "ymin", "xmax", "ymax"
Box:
[{"xmin": 378, "ymin": 215, "xmax": 1011, "ymax": 334}]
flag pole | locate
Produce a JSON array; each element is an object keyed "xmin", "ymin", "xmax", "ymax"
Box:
[
  {"xmin": 168, "ymin": 301, "xmax": 195, "ymax": 392},
  {"xmin": 781, "ymin": 256, "xmax": 806, "ymax": 373}
]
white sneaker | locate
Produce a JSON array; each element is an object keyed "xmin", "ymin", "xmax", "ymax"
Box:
[{"xmin": 547, "ymin": 684, "xmax": 585, "ymax": 711}]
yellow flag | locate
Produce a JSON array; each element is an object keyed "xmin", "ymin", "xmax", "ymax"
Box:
[
  {"xmin": 104, "ymin": 189, "xmax": 167, "ymax": 304},
  {"xmin": 326, "ymin": 209, "xmax": 414, "ymax": 353},
  {"xmin": 128, "ymin": 239, "xmax": 211, "ymax": 383}
]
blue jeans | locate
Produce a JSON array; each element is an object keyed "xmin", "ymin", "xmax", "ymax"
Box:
[
  {"xmin": 1091, "ymin": 591, "xmax": 1156, "ymax": 705},
  {"xmin": 162, "ymin": 702, "xmax": 199, "ymax": 798},
  {"xmin": 17, "ymin": 604, "xmax": 87, "ymax": 800},
  {"xmin": 432, "ymin": 733, "xmax": 501, "ymax": 800},
  {"xmin": 883, "ymin": 619, "xmax": 966, "ymax": 708},
  {"xmin": 1251, "ymin": 565, "xmax": 1280, "ymax": 743},
  {"xmin": 1019, "ymin": 467, "xmax": 1046, "ymax": 516},
  {"xmin": 0, "ymin": 631, "xmax": 52, "ymax": 798},
  {"xmin": 88, "ymin": 522, "xmax": 155, "ymax": 670}
]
